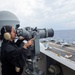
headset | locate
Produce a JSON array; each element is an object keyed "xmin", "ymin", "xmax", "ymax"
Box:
[{"xmin": 3, "ymin": 26, "xmax": 11, "ymax": 40}]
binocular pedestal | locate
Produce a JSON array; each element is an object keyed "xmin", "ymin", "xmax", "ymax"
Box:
[
  {"xmin": 23, "ymin": 35, "xmax": 44, "ymax": 75},
  {"xmin": 23, "ymin": 56, "xmax": 43, "ymax": 75}
]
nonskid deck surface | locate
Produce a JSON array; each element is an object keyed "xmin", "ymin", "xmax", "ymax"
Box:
[{"xmin": 42, "ymin": 41, "xmax": 75, "ymax": 62}]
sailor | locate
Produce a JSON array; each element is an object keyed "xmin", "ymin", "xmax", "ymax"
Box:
[{"xmin": 1, "ymin": 25, "xmax": 33, "ymax": 75}]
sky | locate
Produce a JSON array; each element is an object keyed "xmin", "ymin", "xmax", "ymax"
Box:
[{"xmin": 0, "ymin": 0, "xmax": 75, "ymax": 30}]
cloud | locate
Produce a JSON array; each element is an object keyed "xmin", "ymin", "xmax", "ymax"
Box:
[{"xmin": 0, "ymin": 0, "xmax": 75, "ymax": 30}]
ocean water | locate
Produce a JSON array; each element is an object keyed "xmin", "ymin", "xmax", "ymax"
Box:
[{"xmin": 52, "ymin": 29, "xmax": 75, "ymax": 43}]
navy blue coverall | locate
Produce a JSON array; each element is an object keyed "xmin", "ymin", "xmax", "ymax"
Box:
[{"xmin": 1, "ymin": 39, "xmax": 30, "ymax": 75}]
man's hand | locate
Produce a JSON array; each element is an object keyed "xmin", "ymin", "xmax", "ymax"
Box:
[
  {"xmin": 19, "ymin": 36, "xmax": 25, "ymax": 40},
  {"xmin": 23, "ymin": 38, "xmax": 34, "ymax": 49}
]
